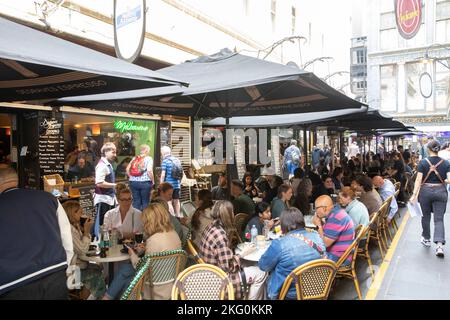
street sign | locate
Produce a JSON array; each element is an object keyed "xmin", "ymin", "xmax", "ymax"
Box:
[
  {"xmin": 419, "ymin": 72, "xmax": 432, "ymax": 99},
  {"xmin": 395, "ymin": 0, "xmax": 422, "ymax": 40},
  {"xmin": 114, "ymin": 0, "xmax": 146, "ymax": 62}
]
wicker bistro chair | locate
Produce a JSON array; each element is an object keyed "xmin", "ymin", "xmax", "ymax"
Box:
[
  {"xmin": 121, "ymin": 249, "xmax": 188, "ymax": 300},
  {"xmin": 380, "ymin": 196, "xmax": 395, "ymax": 244},
  {"xmin": 394, "ymin": 181, "xmax": 401, "ymax": 192},
  {"xmin": 335, "ymin": 225, "xmax": 367, "ymax": 300},
  {"xmin": 234, "ymin": 213, "xmax": 250, "ymax": 242},
  {"xmin": 186, "ymin": 239, "xmax": 206, "ymax": 264},
  {"xmin": 358, "ymin": 214, "xmax": 378, "ymax": 280},
  {"xmin": 278, "ymin": 259, "xmax": 337, "ymax": 300},
  {"xmin": 171, "ymin": 264, "xmax": 235, "ymax": 300},
  {"xmin": 369, "ymin": 201, "xmax": 390, "ymax": 258}
]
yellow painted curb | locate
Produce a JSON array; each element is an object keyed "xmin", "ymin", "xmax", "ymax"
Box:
[{"xmin": 365, "ymin": 212, "xmax": 410, "ymax": 300}]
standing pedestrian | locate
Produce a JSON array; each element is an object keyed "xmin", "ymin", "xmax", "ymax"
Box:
[
  {"xmin": 126, "ymin": 144, "xmax": 154, "ymax": 211},
  {"xmin": 93, "ymin": 142, "xmax": 117, "ymax": 238},
  {"xmin": 160, "ymin": 146, "xmax": 183, "ymax": 218},
  {"xmin": 0, "ymin": 168, "xmax": 73, "ymax": 299},
  {"xmin": 410, "ymin": 140, "xmax": 450, "ymax": 257},
  {"xmin": 283, "ymin": 140, "xmax": 301, "ymax": 179}
]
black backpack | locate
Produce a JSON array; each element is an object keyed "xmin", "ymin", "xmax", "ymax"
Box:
[{"xmin": 168, "ymin": 156, "xmax": 183, "ymax": 180}]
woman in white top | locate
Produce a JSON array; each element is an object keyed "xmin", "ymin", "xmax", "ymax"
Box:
[
  {"xmin": 63, "ymin": 200, "xmax": 106, "ymax": 300},
  {"xmin": 103, "ymin": 184, "xmax": 143, "ymax": 240}
]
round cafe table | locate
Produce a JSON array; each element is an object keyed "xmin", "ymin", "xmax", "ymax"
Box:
[
  {"xmin": 235, "ymin": 241, "xmax": 271, "ymax": 263},
  {"xmin": 79, "ymin": 246, "xmax": 130, "ymax": 285}
]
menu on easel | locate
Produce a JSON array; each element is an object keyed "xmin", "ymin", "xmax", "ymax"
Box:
[
  {"xmin": 38, "ymin": 116, "xmax": 65, "ymax": 176},
  {"xmin": 78, "ymin": 185, "xmax": 96, "ymax": 218}
]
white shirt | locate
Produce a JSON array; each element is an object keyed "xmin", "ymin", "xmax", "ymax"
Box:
[
  {"xmin": 438, "ymin": 150, "xmax": 450, "ymax": 161},
  {"xmin": 94, "ymin": 157, "xmax": 116, "ymax": 206},
  {"xmin": 103, "ymin": 206, "xmax": 143, "ymax": 236},
  {"xmin": 56, "ymin": 201, "xmax": 74, "ymax": 268}
]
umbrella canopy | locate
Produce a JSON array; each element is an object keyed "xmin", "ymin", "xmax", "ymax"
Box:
[
  {"xmin": 203, "ymin": 106, "xmax": 368, "ymax": 128},
  {"xmin": 58, "ymin": 48, "xmax": 365, "ymax": 117},
  {"xmin": 0, "ymin": 17, "xmax": 187, "ymax": 101}
]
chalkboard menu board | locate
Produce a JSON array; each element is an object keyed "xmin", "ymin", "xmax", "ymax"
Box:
[
  {"xmin": 78, "ymin": 185, "xmax": 96, "ymax": 218},
  {"xmin": 38, "ymin": 116, "xmax": 64, "ymax": 176}
]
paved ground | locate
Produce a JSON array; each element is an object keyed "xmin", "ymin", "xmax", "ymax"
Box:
[
  {"xmin": 331, "ymin": 198, "xmax": 450, "ymax": 300},
  {"xmin": 374, "ymin": 198, "xmax": 450, "ymax": 300}
]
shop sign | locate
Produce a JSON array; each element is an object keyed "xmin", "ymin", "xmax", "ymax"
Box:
[
  {"xmin": 395, "ymin": 0, "xmax": 422, "ymax": 40},
  {"xmin": 114, "ymin": 120, "xmax": 148, "ymax": 133},
  {"xmin": 114, "ymin": 0, "xmax": 146, "ymax": 62}
]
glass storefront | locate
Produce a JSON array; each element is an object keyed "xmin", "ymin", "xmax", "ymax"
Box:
[{"xmin": 63, "ymin": 113, "xmax": 156, "ymax": 183}]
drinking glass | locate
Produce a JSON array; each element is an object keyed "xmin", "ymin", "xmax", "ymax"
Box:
[{"xmin": 134, "ymin": 232, "xmax": 144, "ymax": 244}]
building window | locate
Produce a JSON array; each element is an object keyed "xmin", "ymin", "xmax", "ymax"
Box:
[
  {"xmin": 291, "ymin": 6, "xmax": 296, "ymax": 35},
  {"xmin": 271, "ymin": 0, "xmax": 276, "ymax": 31},
  {"xmin": 435, "ymin": 59, "xmax": 450, "ymax": 110},
  {"xmin": 405, "ymin": 62, "xmax": 427, "ymax": 111},
  {"xmin": 436, "ymin": 0, "xmax": 450, "ymax": 42},
  {"xmin": 380, "ymin": 65, "xmax": 397, "ymax": 112}
]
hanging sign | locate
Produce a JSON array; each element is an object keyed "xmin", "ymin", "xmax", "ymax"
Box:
[
  {"xmin": 395, "ymin": 0, "xmax": 422, "ymax": 40},
  {"xmin": 114, "ymin": 0, "xmax": 146, "ymax": 62}
]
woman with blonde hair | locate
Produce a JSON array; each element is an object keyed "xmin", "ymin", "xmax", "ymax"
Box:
[
  {"xmin": 199, "ymin": 200, "xmax": 267, "ymax": 300},
  {"xmin": 126, "ymin": 144, "xmax": 154, "ymax": 211},
  {"xmin": 63, "ymin": 200, "xmax": 106, "ymax": 300},
  {"xmin": 104, "ymin": 202, "xmax": 181, "ymax": 299}
]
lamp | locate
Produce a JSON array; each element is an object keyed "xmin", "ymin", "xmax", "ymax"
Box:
[{"xmin": 92, "ymin": 124, "xmax": 101, "ymax": 136}]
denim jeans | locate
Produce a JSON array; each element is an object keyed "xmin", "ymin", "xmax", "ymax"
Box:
[
  {"xmin": 419, "ymin": 184, "xmax": 448, "ymax": 244},
  {"xmin": 129, "ymin": 180, "xmax": 153, "ymax": 211},
  {"xmin": 105, "ymin": 262, "xmax": 135, "ymax": 299}
]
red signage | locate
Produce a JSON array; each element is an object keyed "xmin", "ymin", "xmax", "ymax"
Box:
[{"xmin": 395, "ymin": 0, "xmax": 422, "ymax": 39}]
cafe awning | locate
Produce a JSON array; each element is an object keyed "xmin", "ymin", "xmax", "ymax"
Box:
[
  {"xmin": 0, "ymin": 17, "xmax": 187, "ymax": 102},
  {"xmin": 58, "ymin": 48, "xmax": 365, "ymax": 117},
  {"xmin": 203, "ymin": 106, "xmax": 368, "ymax": 127}
]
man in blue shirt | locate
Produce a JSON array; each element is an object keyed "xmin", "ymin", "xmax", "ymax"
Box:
[
  {"xmin": 372, "ymin": 176, "xmax": 398, "ymax": 222},
  {"xmin": 283, "ymin": 140, "xmax": 301, "ymax": 179},
  {"xmin": 160, "ymin": 146, "xmax": 182, "ymax": 217}
]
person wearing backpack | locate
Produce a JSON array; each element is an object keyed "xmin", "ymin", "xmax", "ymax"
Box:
[
  {"xmin": 126, "ymin": 144, "xmax": 154, "ymax": 211},
  {"xmin": 160, "ymin": 146, "xmax": 183, "ymax": 218},
  {"xmin": 283, "ymin": 140, "xmax": 301, "ymax": 179},
  {"xmin": 410, "ymin": 140, "xmax": 450, "ymax": 258}
]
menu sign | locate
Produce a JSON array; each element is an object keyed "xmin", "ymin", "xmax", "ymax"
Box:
[
  {"xmin": 78, "ymin": 185, "xmax": 96, "ymax": 218},
  {"xmin": 38, "ymin": 116, "xmax": 65, "ymax": 176}
]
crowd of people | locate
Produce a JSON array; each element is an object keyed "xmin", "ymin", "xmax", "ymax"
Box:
[{"xmin": 1, "ymin": 137, "xmax": 450, "ymax": 300}]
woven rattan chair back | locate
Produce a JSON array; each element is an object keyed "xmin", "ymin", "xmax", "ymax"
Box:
[
  {"xmin": 186, "ymin": 239, "xmax": 205, "ymax": 264},
  {"xmin": 171, "ymin": 264, "xmax": 234, "ymax": 300},
  {"xmin": 278, "ymin": 259, "xmax": 337, "ymax": 300},
  {"xmin": 335, "ymin": 224, "xmax": 365, "ymax": 269},
  {"xmin": 121, "ymin": 249, "xmax": 188, "ymax": 300},
  {"xmin": 394, "ymin": 181, "xmax": 401, "ymax": 191}
]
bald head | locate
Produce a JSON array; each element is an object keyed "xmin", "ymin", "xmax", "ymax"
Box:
[
  {"xmin": 372, "ymin": 176, "xmax": 384, "ymax": 188},
  {"xmin": 0, "ymin": 168, "xmax": 19, "ymax": 193},
  {"xmin": 314, "ymin": 195, "xmax": 334, "ymax": 218}
]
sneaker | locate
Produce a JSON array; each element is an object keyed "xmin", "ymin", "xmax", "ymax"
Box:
[
  {"xmin": 436, "ymin": 245, "xmax": 445, "ymax": 258},
  {"xmin": 421, "ymin": 237, "xmax": 431, "ymax": 247}
]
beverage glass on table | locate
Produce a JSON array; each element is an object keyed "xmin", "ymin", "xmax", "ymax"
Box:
[{"xmin": 134, "ymin": 232, "xmax": 144, "ymax": 244}]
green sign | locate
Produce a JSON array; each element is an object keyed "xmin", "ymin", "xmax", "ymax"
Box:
[
  {"xmin": 114, "ymin": 120, "xmax": 148, "ymax": 133},
  {"xmin": 114, "ymin": 118, "xmax": 156, "ymax": 159}
]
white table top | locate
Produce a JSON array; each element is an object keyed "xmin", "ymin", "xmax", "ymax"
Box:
[
  {"xmin": 236, "ymin": 241, "xmax": 271, "ymax": 262},
  {"xmin": 79, "ymin": 246, "xmax": 130, "ymax": 263}
]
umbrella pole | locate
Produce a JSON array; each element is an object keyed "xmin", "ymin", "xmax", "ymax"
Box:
[
  {"xmin": 226, "ymin": 116, "xmax": 232, "ymax": 200},
  {"xmin": 303, "ymin": 127, "xmax": 308, "ymax": 175}
]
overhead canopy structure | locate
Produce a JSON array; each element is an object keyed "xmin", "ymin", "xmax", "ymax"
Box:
[
  {"xmin": 204, "ymin": 106, "xmax": 368, "ymax": 127},
  {"xmin": 0, "ymin": 17, "xmax": 187, "ymax": 102},
  {"xmin": 58, "ymin": 48, "xmax": 365, "ymax": 117}
]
